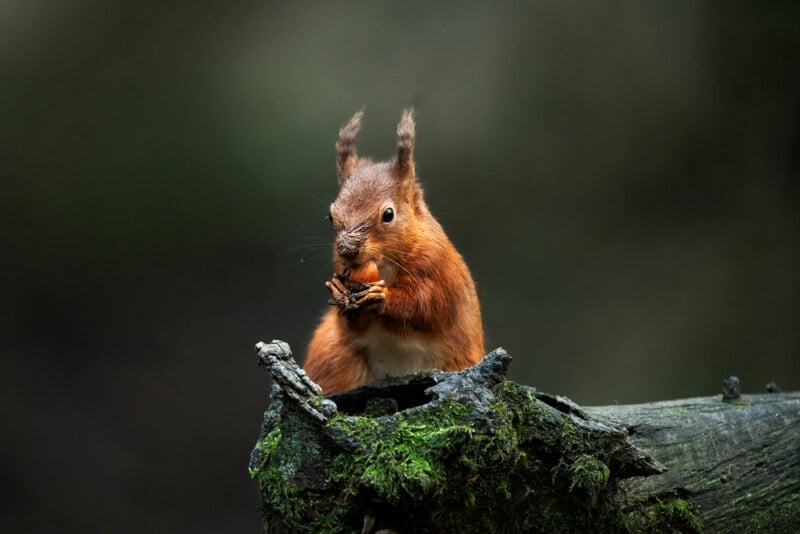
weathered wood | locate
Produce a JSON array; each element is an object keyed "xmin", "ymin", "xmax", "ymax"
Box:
[
  {"xmin": 250, "ymin": 341, "xmax": 800, "ymax": 533},
  {"xmin": 585, "ymin": 393, "xmax": 800, "ymax": 532}
]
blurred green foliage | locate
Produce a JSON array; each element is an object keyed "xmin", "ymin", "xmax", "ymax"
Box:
[{"xmin": 1, "ymin": 1, "xmax": 797, "ymax": 532}]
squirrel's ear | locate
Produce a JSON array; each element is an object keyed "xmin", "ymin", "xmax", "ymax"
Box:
[
  {"xmin": 336, "ymin": 110, "xmax": 363, "ymax": 185},
  {"xmin": 396, "ymin": 108, "xmax": 415, "ymax": 180}
]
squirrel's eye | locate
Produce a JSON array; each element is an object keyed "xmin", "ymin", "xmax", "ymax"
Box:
[{"xmin": 382, "ymin": 207, "xmax": 394, "ymax": 223}]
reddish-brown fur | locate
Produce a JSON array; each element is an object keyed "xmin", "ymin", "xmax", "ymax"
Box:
[{"xmin": 303, "ymin": 109, "xmax": 485, "ymax": 394}]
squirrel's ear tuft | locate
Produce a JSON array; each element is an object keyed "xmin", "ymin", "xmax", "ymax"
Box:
[
  {"xmin": 396, "ymin": 108, "xmax": 415, "ymax": 179},
  {"xmin": 336, "ymin": 109, "xmax": 363, "ymax": 185}
]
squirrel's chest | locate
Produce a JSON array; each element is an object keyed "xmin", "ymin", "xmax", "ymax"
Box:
[{"xmin": 353, "ymin": 322, "xmax": 442, "ymax": 380}]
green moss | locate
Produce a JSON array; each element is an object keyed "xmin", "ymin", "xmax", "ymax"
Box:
[
  {"xmin": 566, "ymin": 454, "xmax": 610, "ymax": 506},
  {"xmin": 337, "ymin": 420, "xmax": 440, "ymax": 501},
  {"xmin": 659, "ymin": 497, "xmax": 703, "ymax": 533},
  {"xmin": 430, "ymin": 382, "xmax": 632, "ymax": 532},
  {"xmin": 623, "ymin": 492, "xmax": 703, "ymax": 533},
  {"xmin": 248, "ymin": 426, "xmax": 281, "ymax": 477},
  {"xmin": 329, "ymin": 399, "xmax": 473, "ymax": 502}
]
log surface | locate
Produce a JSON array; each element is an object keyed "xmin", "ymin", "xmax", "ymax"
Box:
[
  {"xmin": 250, "ymin": 341, "xmax": 800, "ymax": 533},
  {"xmin": 585, "ymin": 393, "xmax": 800, "ymax": 532}
]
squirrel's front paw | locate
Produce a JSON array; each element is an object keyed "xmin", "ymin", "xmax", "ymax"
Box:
[
  {"xmin": 326, "ymin": 277, "xmax": 387, "ymax": 313},
  {"xmin": 352, "ymin": 280, "xmax": 387, "ymax": 309}
]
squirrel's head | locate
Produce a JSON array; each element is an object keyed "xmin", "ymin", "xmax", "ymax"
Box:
[{"xmin": 328, "ymin": 109, "xmax": 430, "ymax": 275}]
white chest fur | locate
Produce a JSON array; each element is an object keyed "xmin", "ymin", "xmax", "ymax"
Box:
[{"xmin": 354, "ymin": 322, "xmax": 442, "ymax": 381}]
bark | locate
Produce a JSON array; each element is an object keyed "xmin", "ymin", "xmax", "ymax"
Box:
[
  {"xmin": 250, "ymin": 341, "xmax": 799, "ymax": 533},
  {"xmin": 584, "ymin": 392, "xmax": 800, "ymax": 531}
]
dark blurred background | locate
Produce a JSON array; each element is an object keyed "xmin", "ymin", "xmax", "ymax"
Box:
[{"xmin": 2, "ymin": 1, "xmax": 798, "ymax": 532}]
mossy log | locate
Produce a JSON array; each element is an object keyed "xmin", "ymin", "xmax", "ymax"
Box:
[{"xmin": 249, "ymin": 341, "xmax": 800, "ymax": 533}]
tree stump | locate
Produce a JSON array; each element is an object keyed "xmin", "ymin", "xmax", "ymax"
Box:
[{"xmin": 249, "ymin": 341, "xmax": 800, "ymax": 533}]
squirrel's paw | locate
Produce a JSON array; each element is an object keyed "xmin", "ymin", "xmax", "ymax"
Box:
[
  {"xmin": 325, "ymin": 275, "xmax": 347, "ymax": 297},
  {"xmin": 326, "ymin": 277, "xmax": 386, "ymax": 312},
  {"xmin": 325, "ymin": 276, "xmax": 349, "ymax": 308},
  {"xmin": 351, "ymin": 280, "xmax": 387, "ymax": 308}
]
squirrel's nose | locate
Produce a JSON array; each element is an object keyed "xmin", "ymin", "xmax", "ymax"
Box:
[{"xmin": 336, "ymin": 237, "xmax": 360, "ymax": 261}]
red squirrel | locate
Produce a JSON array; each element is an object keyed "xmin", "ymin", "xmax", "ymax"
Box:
[{"xmin": 303, "ymin": 110, "xmax": 485, "ymax": 394}]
